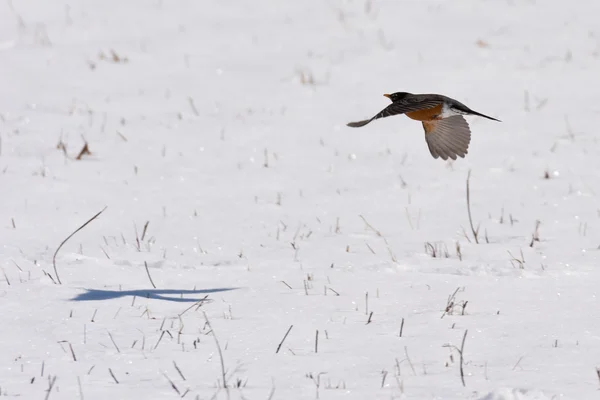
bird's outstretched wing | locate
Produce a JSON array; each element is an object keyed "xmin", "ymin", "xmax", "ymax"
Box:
[
  {"xmin": 422, "ymin": 115, "xmax": 471, "ymax": 160},
  {"xmin": 347, "ymin": 97, "xmax": 443, "ymax": 127}
]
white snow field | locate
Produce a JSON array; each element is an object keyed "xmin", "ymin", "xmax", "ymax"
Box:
[{"xmin": 2, "ymin": 0, "xmax": 600, "ymax": 398}]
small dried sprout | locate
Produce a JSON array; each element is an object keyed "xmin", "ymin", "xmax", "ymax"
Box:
[
  {"xmin": 445, "ymin": 347, "xmax": 455, "ymax": 367},
  {"xmin": 34, "ymin": 24, "xmax": 52, "ymax": 46},
  {"xmin": 187, "ymin": 96, "xmax": 200, "ymax": 116},
  {"xmin": 529, "ymin": 220, "xmax": 541, "ymax": 247},
  {"xmin": 476, "ymin": 39, "xmax": 489, "ymax": 48},
  {"xmin": 133, "ymin": 221, "xmax": 154, "ymax": 252},
  {"xmin": 565, "ymin": 50, "xmax": 572, "ymax": 62},
  {"xmin": 377, "ymin": 29, "xmax": 393, "ymax": 50},
  {"xmin": 442, "ymin": 330, "xmax": 468, "ymax": 387},
  {"xmin": 536, "ymin": 98, "xmax": 548, "ymax": 111},
  {"xmin": 223, "ymin": 305, "xmax": 233, "ymax": 320},
  {"xmin": 105, "ymin": 49, "xmax": 129, "ymax": 63},
  {"xmin": 399, "ymin": 175, "xmax": 407, "ymax": 189},
  {"xmin": 56, "ymin": 137, "xmax": 68, "ymax": 157},
  {"xmin": 543, "ymin": 169, "xmax": 551, "ymax": 179},
  {"xmin": 231, "ymin": 377, "xmax": 247, "ymax": 388},
  {"xmin": 460, "ymin": 301, "xmax": 469, "ymax": 315},
  {"xmin": 303, "ymin": 280, "xmax": 311, "ymax": 295},
  {"xmin": 365, "ymin": 242, "xmax": 376, "ymax": 254},
  {"xmin": 305, "ymin": 372, "xmax": 326, "ymax": 399},
  {"xmin": 424, "ymin": 242, "xmax": 449, "ymax": 258},
  {"xmin": 441, "ymin": 287, "xmax": 468, "ymax": 318},
  {"xmin": 579, "ymin": 221, "xmax": 587, "ymax": 237},
  {"xmin": 297, "ymin": 68, "xmax": 315, "ymax": 86},
  {"xmin": 386, "ymin": 247, "xmax": 398, "ymax": 263},
  {"xmin": 359, "ymin": 215, "xmax": 384, "ymax": 238},
  {"xmin": 565, "ymin": 115, "xmax": 576, "ymax": 141},
  {"xmin": 595, "ymin": 367, "xmax": 600, "ymax": 385},
  {"xmin": 380, "ymin": 369, "xmax": 388, "ymax": 388},
  {"xmin": 324, "ymin": 378, "xmax": 346, "ymax": 390},
  {"xmin": 455, "ymin": 242, "xmax": 462, "ymax": 261},
  {"xmin": 98, "ymin": 49, "xmax": 129, "ymax": 64},
  {"xmin": 75, "ymin": 141, "xmax": 91, "ymax": 160},
  {"xmin": 508, "ymin": 249, "xmax": 525, "ymax": 269}
]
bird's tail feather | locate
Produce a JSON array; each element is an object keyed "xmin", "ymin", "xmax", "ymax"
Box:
[
  {"xmin": 469, "ymin": 110, "xmax": 501, "ymax": 122},
  {"xmin": 347, "ymin": 119, "xmax": 372, "ymax": 128}
]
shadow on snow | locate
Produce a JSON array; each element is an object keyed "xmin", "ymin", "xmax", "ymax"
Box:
[{"xmin": 71, "ymin": 287, "xmax": 237, "ymax": 302}]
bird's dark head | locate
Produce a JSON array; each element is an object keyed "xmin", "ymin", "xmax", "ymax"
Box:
[{"xmin": 383, "ymin": 92, "xmax": 411, "ymax": 102}]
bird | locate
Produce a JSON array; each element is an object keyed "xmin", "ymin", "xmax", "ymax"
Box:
[{"xmin": 346, "ymin": 92, "xmax": 500, "ymax": 161}]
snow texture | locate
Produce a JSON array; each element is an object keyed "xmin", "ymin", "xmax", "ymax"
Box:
[
  {"xmin": 478, "ymin": 388, "xmax": 550, "ymax": 400},
  {"xmin": 1, "ymin": 0, "xmax": 600, "ymax": 399}
]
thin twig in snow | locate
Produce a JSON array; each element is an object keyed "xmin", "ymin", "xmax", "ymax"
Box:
[
  {"xmin": 203, "ymin": 312, "xmax": 227, "ymax": 389},
  {"xmin": 140, "ymin": 221, "xmax": 150, "ymax": 241},
  {"xmin": 69, "ymin": 342, "xmax": 77, "ymax": 361},
  {"xmin": 466, "ymin": 171, "xmax": 479, "ymax": 244},
  {"xmin": 399, "ymin": 318, "xmax": 405, "ymax": 337},
  {"xmin": 275, "ymin": 325, "xmax": 293, "ymax": 354},
  {"xmin": 77, "ymin": 376, "xmax": 84, "ymax": 399},
  {"xmin": 173, "ymin": 361, "xmax": 186, "ymax": 381},
  {"xmin": 188, "ymin": 96, "xmax": 200, "ymax": 116},
  {"xmin": 280, "ymin": 281, "xmax": 292, "ymax": 289},
  {"xmin": 404, "ymin": 347, "xmax": 416, "ymax": 376},
  {"xmin": 163, "ymin": 373, "xmax": 181, "ymax": 395},
  {"xmin": 108, "ymin": 368, "xmax": 119, "ymax": 384},
  {"xmin": 178, "ymin": 295, "xmax": 209, "ymax": 317},
  {"xmin": 144, "ymin": 261, "xmax": 157, "ymax": 288},
  {"xmin": 459, "ymin": 330, "xmax": 468, "ymax": 386},
  {"xmin": 359, "ymin": 215, "xmax": 383, "ymax": 237},
  {"xmin": 44, "ymin": 376, "xmax": 57, "ymax": 400},
  {"xmin": 107, "ymin": 331, "xmax": 120, "ymax": 353},
  {"xmin": 443, "ymin": 330, "xmax": 468, "ymax": 387},
  {"xmin": 53, "ymin": 206, "xmax": 107, "ymax": 284}
]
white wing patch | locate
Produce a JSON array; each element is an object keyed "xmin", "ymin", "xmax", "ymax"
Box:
[{"xmin": 440, "ymin": 103, "xmax": 469, "ymax": 118}]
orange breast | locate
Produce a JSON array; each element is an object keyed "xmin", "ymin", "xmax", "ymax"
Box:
[{"xmin": 405, "ymin": 104, "xmax": 443, "ymax": 121}]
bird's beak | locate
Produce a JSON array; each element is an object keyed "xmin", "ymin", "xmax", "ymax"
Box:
[{"xmin": 383, "ymin": 94, "xmax": 391, "ymax": 99}]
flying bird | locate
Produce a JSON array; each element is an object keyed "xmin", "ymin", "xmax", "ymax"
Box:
[{"xmin": 347, "ymin": 92, "xmax": 500, "ymax": 160}]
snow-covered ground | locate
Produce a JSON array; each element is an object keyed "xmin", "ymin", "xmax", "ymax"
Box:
[{"xmin": 2, "ymin": 0, "xmax": 600, "ymax": 398}]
